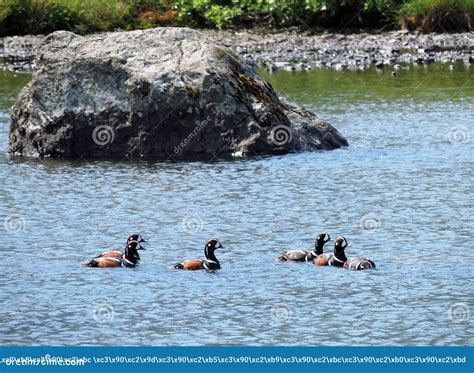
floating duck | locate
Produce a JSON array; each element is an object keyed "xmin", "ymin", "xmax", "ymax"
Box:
[
  {"xmin": 328, "ymin": 236, "xmax": 376, "ymax": 270},
  {"xmin": 86, "ymin": 241, "xmax": 142, "ymax": 268},
  {"xmin": 174, "ymin": 238, "xmax": 223, "ymax": 271},
  {"xmin": 278, "ymin": 232, "xmax": 331, "ymax": 262}
]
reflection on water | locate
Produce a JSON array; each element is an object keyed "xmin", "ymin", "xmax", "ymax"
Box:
[{"xmin": 0, "ymin": 64, "xmax": 472, "ymax": 345}]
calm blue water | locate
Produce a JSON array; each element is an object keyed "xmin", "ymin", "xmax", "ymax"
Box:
[{"xmin": 0, "ymin": 64, "xmax": 472, "ymax": 345}]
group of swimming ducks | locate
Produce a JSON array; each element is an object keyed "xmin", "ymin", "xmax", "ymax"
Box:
[{"xmin": 85, "ymin": 232, "xmax": 375, "ymax": 271}]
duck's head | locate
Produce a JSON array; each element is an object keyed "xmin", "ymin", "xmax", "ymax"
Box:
[
  {"xmin": 334, "ymin": 236, "xmax": 349, "ymax": 256},
  {"xmin": 315, "ymin": 231, "xmax": 331, "ymax": 252},
  {"xmin": 127, "ymin": 234, "xmax": 146, "ymax": 249},
  {"xmin": 204, "ymin": 238, "xmax": 223, "ymax": 256},
  {"xmin": 127, "ymin": 233, "xmax": 146, "ymax": 253}
]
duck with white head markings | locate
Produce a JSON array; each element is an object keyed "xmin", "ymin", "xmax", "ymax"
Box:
[
  {"xmin": 327, "ymin": 236, "xmax": 376, "ymax": 270},
  {"xmin": 278, "ymin": 232, "xmax": 331, "ymax": 262},
  {"xmin": 174, "ymin": 238, "xmax": 223, "ymax": 271},
  {"xmin": 86, "ymin": 241, "xmax": 142, "ymax": 268},
  {"xmin": 327, "ymin": 236, "xmax": 348, "ymax": 267}
]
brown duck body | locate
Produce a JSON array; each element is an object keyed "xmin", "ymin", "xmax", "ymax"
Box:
[
  {"xmin": 177, "ymin": 259, "xmax": 205, "ymax": 270},
  {"xmin": 175, "ymin": 258, "xmax": 220, "ymax": 271},
  {"xmin": 175, "ymin": 239, "xmax": 222, "ymax": 271},
  {"xmin": 97, "ymin": 251, "xmax": 122, "ymax": 259},
  {"xmin": 313, "ymin": 253, "xmax": 333, "ymax": 266},
  {"xmin": 87, "ymin": 257, "xmax": 123, "ymax": 267},
  {"xmin": 86, "ymin": 241, "xmax": 142, "ymax": 268}
]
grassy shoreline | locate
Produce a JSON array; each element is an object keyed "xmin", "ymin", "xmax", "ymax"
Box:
[{"xmin": 0, "ymin": 0, "xmax": 472, "ymax": 37}]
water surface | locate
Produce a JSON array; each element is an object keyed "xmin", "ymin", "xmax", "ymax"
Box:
[{"xmin": 0, "ymin": 65, "xmax": 473, "ymax": 345}]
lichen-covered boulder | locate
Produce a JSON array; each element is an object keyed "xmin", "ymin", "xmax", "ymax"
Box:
[{"xmin": 9, "ymin": 27, "xmax": 347, "ymax": 160}]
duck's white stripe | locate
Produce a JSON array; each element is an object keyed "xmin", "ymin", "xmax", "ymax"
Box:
[
  {"xmin": 332, "ymin": 255, "xmax": 345, "ymax": 264},
  {"xmin": 122, "ymin": 257, "xmax": 134, "ymax": 266},
  {"xmin": 96, "ymin": 257, "xmax": 121, "ymax": 263},
  {"xmin": 287, "ymin": 250, "xmax": 306, "ymax": 255}
]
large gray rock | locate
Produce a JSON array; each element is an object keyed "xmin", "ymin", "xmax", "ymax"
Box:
[{"xmin": 9, "ymin": 27, "xmax": 347, "ymax": 160}]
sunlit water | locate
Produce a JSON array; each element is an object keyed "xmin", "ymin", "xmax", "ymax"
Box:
[{"xmin": 0, "ymin": 64, "xmax": 472, "ymax": 346}]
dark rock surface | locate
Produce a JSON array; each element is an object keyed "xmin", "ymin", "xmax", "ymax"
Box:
[{"xmin": 8, "ymin": 28, "xmax": 347, "ymax": 160}]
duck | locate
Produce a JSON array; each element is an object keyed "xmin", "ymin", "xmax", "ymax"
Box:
[
  {"xmin": 174, "ymin": 238, "xmax": 223, "ymax": 271},
  {"xmin": 328, "ymin": 236, "xmax": 376, "ymax": 270},
  {"xmin": 86, "ymin": 241, "xmax": 142, "ymax": 268},
  {"xmin": 94, "ymin": 234, "xmax": 146, "ymax": 260},
  {"xmin": 313, "ymin": 239, "xmax": 336, "ymax": 266},
  {"xmin": 278, "ymin": 232, "xmax": 331, "ymax": 262}
]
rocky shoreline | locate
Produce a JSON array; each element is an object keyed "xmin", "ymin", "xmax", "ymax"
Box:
[
  {"xmin": 0, "ymin": 35, "xmax": 41, "ymax": 71},
  {"xmin": 1, "ymin": 29, "xmax": 473, "ymax": 72}
]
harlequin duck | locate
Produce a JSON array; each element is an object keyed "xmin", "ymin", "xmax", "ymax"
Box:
[
  {"xmin": 328, "ymin": 236, "xmax": 376, "ymax": 270},
  {"xmin": 174, "ymin": 238, "xmax": 223, "ymax": 271},
  {"xmin": 278, "ymin": 232, "xmax": 331, "ymax": 262},
  {"xmin": 86, "ymin": 241, "xmax": 142, "ymax": 268}
]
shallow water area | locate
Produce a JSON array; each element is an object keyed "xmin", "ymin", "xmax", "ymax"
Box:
[{"xmin": 0, "ymin": 64, "xmax": 472, "ymax": 345}]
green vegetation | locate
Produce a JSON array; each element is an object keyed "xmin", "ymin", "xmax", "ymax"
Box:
[
  {"xmin": 0, "ymin": 0, "xmax": 472, "ymax": 36},
  {"xmin": 0, "ymin": 0, "xmax": 135, "ymax": 35},
  {"xmin": 400, "ymin": 0, "xmax": 473, "ymax": 32}
]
